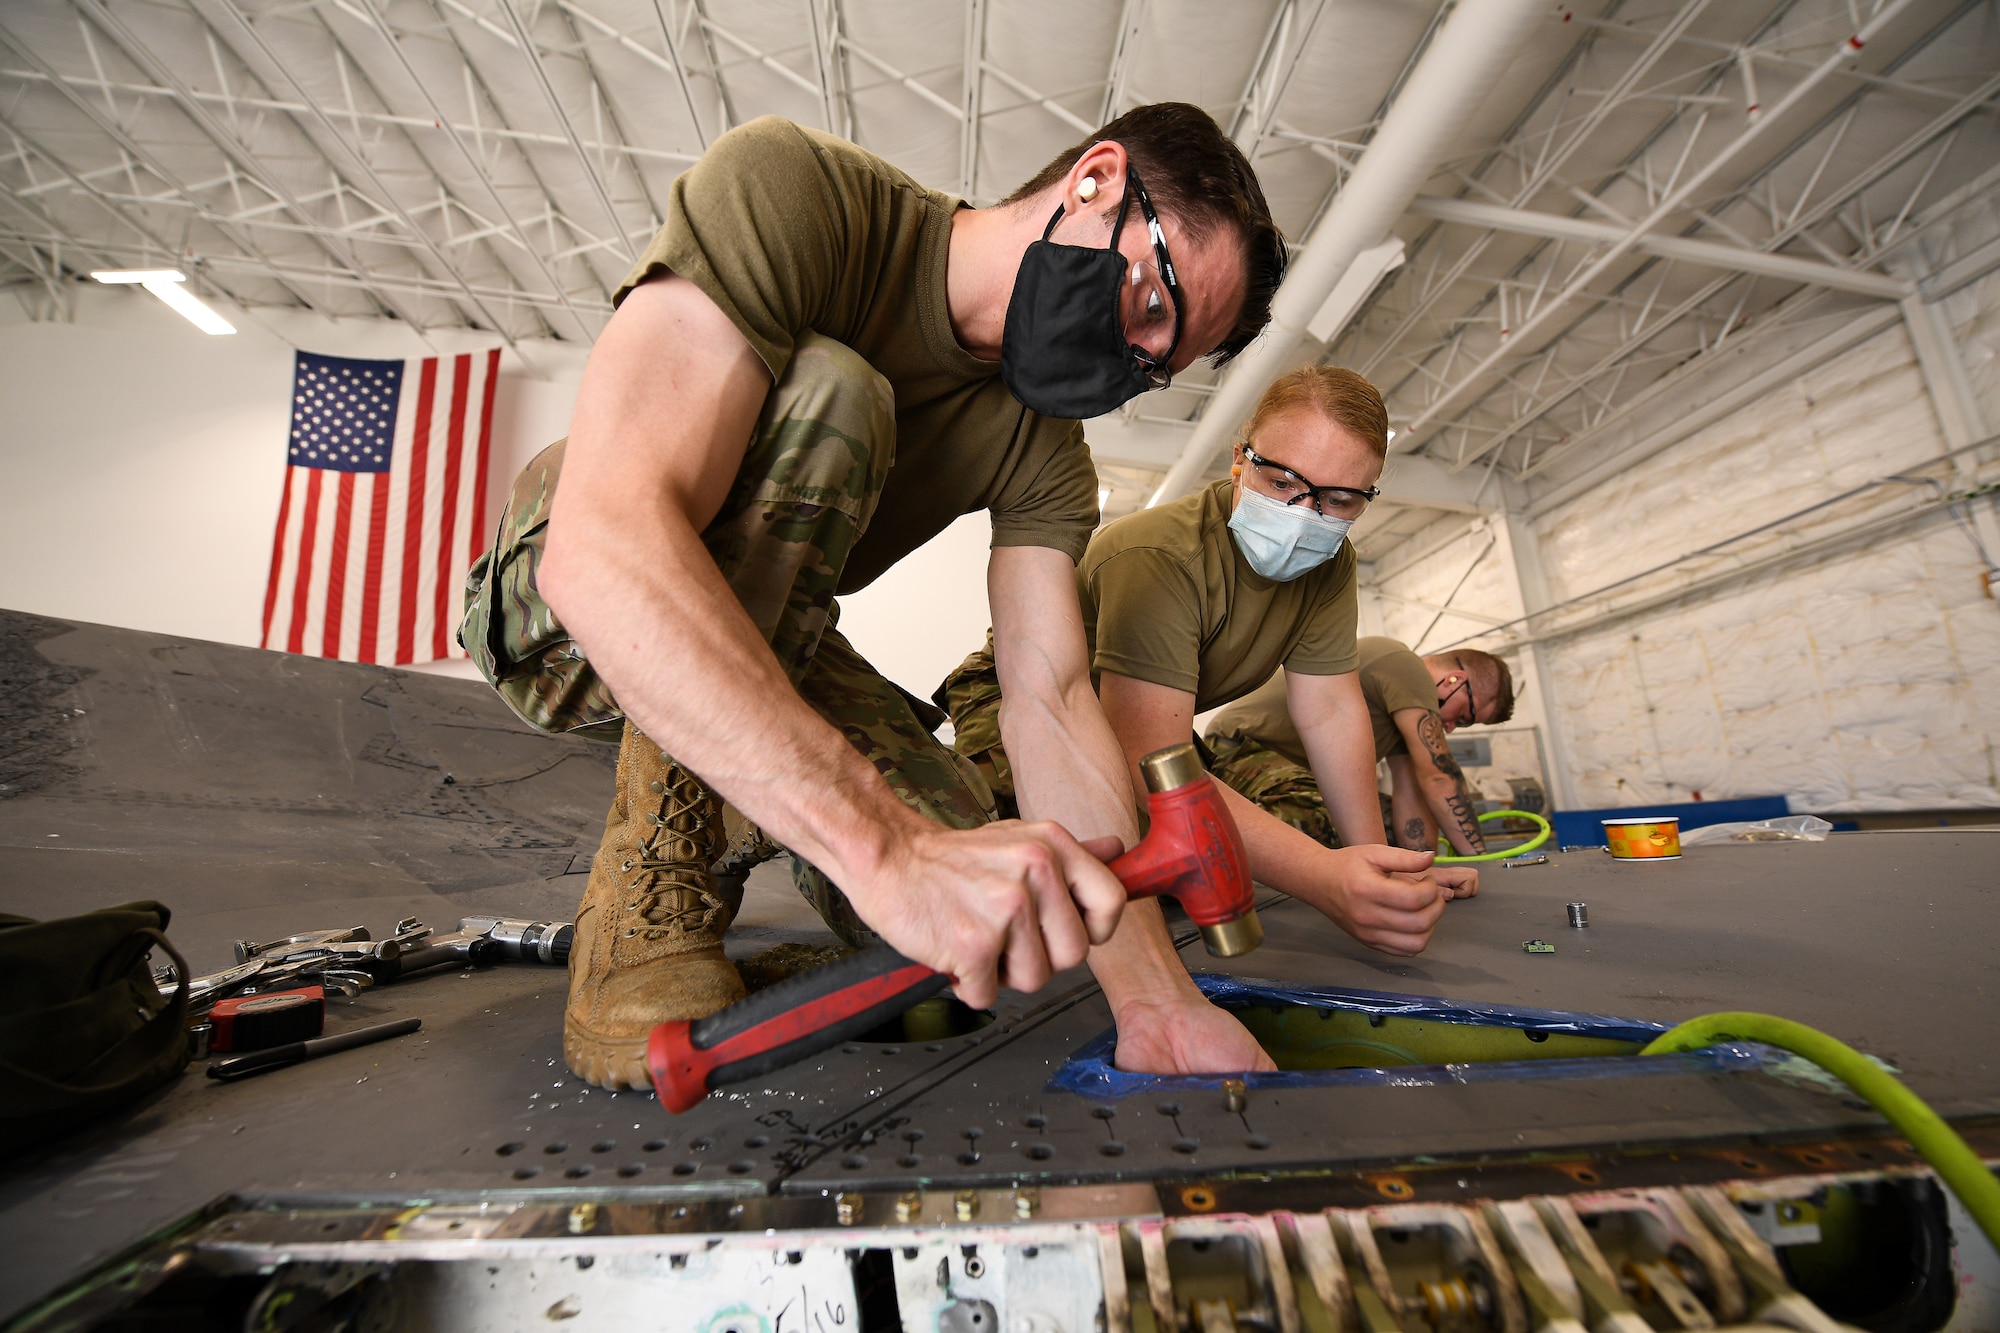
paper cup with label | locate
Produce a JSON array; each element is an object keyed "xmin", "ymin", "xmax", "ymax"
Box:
[{"xmin": 1603, "ymin": 816, "xmax": 1681, "ymax": 860}]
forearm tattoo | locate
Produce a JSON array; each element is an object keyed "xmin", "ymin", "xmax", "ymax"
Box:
[
  {"xmin": 1417, "ymin": 712, "xmax": 1486, "ymax": 853},
  {"xmin": 1401, "ymin": 817, "xmax": 1429, "ymax": 851}
]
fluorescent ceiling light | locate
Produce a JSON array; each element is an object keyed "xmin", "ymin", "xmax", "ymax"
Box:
[{"xmin": 91, "ymin": 268, "xmax": 236, "ymax": 335}]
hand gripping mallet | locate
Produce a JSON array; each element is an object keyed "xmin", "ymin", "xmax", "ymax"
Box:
[{"xmin": 645, "ymin": 741, "xmax": 1260, "ymax": 1113}]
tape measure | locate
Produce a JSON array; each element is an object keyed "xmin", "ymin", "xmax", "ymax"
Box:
[{"xmin": 209, "ymin": 985, "xmax": 325, "ymax": 1053}]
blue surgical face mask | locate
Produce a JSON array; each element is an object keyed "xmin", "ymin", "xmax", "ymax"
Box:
[{"xmin": 1228, "ymin": 487, "xmax": 1353, "ymax": 582}]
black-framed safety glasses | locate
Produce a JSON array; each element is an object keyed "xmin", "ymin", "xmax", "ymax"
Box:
[
  {"xmin": 1118, "ymin": 169, "xmax": 1184, "ymax": 391},
  {"xmin": 1441, "ymin": 672, "xmax": 1475, "ymax": 725},
  {"xmin": 1239, "ymin": 445, "xmax": 1382, "ymax": 520}
]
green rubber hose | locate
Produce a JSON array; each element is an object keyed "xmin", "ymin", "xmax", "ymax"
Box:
[
  {"xmin": 1640, "ymin": 1011, "xmax": 2000, "ymax": 1254},
  {"xmin": 1434, "ymin": 808, "xmax": 1553, "ymax": 863}
]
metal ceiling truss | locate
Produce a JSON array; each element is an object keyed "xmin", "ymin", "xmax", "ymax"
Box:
[{"xmin": 1361, "ymin": 0, "xmax": 1989, "ymax": 486}]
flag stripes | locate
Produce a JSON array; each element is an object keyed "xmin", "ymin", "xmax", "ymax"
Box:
[{"xmin": 261, "ymin": 348, "xmax": 501, "ymax": 666}]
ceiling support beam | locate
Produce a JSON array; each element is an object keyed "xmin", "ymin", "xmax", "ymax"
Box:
[
  {"xmin": 1523, "ymin": 302, "xmax": 1902, "ymax": 520},
  {"xmin": 404, "ymin": 0, "xmax": 616, "ymax": 315},
  {"xmin": 1097, "ymin": 0, "xmax": 1147, "ymax": 124},
  {"xmin": 0, "ymin": 222, "xmax": 614, "ymax": 317},
  {"xmin": 0, "ymin": 17, "xmax": 344, "ymax": 320},
  {"xmin": 85, "ymin": 0, "xmax": 507, "ymax": 339},
  {"xmin": 1405, "ymin": 194, "xmax": 1911, "ymax": 300},
  {"xmin": 646, "ymin": 0, "xmax": 710, "ymax": 150},
  {"xmin": 1393, "ymin": 0, "xmax": 1923, "ymax": 453},
  {"xmin": 496, "ymin": 0, "xmax": 631, "ymax": 258},
  {"xmin": 959, "ymin": 0, "xmax": 984, "ymax": 198},
  {"xmin": 1148, "ymin": 0, "xmax": 1549, "ymax": 505},
  {"xmin": 1421, "ymin": 52, "xmax": 2000, "ymax": 477}
]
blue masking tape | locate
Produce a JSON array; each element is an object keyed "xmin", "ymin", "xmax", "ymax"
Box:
[{"xmin": 1045, "ymin": 973, "xmax": 1768, "ymax": 1098}]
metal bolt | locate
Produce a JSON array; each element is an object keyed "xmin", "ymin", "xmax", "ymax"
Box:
[
  {"xmin": 1013, "ymin": 1187, "xmax": 1039, "ymax": 1219},
  {"xmin": 1567, "ymin": 902, "xmax": 1588, "ymax": 928},
  {"xmin": 895, "ymin": 1191, "xmax": 922, "ymax": 1223},
  {"xmin": 835, "ymin": 1192, "xmax": 861, "ymax": 1225},
  {"xmin": 566, "ymin": 1202, "xmax": 598, "ymax": 1235},
  {"xmin": 954, "ymin": 1190, "xmax": 979, "ymax": 1222},
  {"xmin": 1222, "ymin": 1078, "xmax": 1247, "ymax": 1114}
]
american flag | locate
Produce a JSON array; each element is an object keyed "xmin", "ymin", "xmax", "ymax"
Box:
[{"xmin": 260, "ymin": 348, "xmax": 500, "ymax": 666}]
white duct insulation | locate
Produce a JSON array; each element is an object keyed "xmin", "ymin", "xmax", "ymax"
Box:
[{"xmin": 1369, "ymin": 205, "xmax": 2000, "ymax": 815}]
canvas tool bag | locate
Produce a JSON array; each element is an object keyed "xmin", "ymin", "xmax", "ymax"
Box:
[{"xmin": 0, "ymin": 899, "xmax": 190, "ymax": 1148}]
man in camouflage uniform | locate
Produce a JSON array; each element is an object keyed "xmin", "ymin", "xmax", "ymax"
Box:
[
  {"xmin": 1204, "ymin": 642, "xmax": 1515, "ymax": 856},
  {"xmin": 464, "ymin": 108, "xmax": 1289, "ymax": 1089}
]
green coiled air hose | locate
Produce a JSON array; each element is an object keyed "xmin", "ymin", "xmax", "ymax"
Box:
[
  {"xmin": 1434, "ymin": 808, "xmax": 1553, "ymax": 863},
  {"xmin": 1640, "ymin": 1011, "xmax": 2000, "ymax": 1254}
]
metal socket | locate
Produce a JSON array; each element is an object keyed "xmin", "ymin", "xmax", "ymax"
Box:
[{"xmin": 1566, "ymin": 902, "xmax": 1588, "ymax": 929}]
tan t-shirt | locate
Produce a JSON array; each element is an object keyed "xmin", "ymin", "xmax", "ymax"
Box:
[
  {"xmin": 1207, "ymin": 637, "xmax": 1436, "ymax": 765},
  {"xmin": 1081, "ymin": 479, "xmax": 1359, "ymax": 712},
  {"xmin": 615, "ymin": 117, "xmax": 1099, "ymax": 590}
]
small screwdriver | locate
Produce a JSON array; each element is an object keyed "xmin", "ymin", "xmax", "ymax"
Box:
[{"xmin": 207, "ymin": 1017, "xmax": 421, "ymax": 1081}]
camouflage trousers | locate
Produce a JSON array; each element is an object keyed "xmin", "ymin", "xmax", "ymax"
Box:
[
  {"xmin": 1203, "ymin": 734, "xmax": 1344, "ymax": 849},
  {"xmin": 460, "ymin": 334, "xmax": 997, "ymax": 945},
  {"xmin": 934, "ymin": 638, "xmax": 1019, "ymax": 818}
]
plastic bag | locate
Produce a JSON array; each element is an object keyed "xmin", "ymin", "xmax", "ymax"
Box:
[{"xmin": 1679, "ymin": 815, "xmax": 1833, "ymax": 846}]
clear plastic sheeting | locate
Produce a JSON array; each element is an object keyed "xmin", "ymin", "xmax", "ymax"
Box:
[{"xmin": 1680, "ymin": 815, "xmax": 1834, "ymax": 846}]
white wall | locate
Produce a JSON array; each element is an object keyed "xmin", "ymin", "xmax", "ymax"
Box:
[
  {"xmin": 1528, "ymin": 311, "xmax": 2000, "ymax": 813},
  {"xmin": 0, "ymin": 285, "xmax": 995, "ymax": 699},
  {"xmin": 0, "ymin": 287, "xmax": 583, "ymax": 671},
  {"xmin": 1362, "ymin": 195, "xmax": 2000, "ymax": 814}
]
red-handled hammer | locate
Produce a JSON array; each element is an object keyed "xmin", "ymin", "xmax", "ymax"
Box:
[{"xmin": 645, "ymin": 741, "xmax": 1259, "ymax": 1113}]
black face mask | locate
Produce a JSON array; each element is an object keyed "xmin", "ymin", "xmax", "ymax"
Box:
[{"xmin": 999, "ymin": 168, "xmax": 1182, "ymax": 420}]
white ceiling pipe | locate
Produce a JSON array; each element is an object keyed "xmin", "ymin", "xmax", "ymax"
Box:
[{"xmin": 1146, "ymin": 0, "xmax": 1548, "ymax": 506}]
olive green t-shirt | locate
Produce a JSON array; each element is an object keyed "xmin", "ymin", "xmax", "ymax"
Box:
[
  {"xmin": 615, "ymin": 116, "xmax": 1099, "ymax": 590},
  {"xmin": 1207, "ymin": 637, "xmax": 1437, "ymax": 765},
  {"xmin": 1081, "ymin": 479, "xmax": 1359, "ymax": 712}
]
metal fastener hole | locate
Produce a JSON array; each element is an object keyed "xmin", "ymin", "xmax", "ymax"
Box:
[
  {"xmin": 1173, "ymin": 1138, "xmax": 1200, "ymax": 1154},
  {"xmin": 1025, "ymin": 1144, "xmax": 1054, "ymax": 1160},
  {"xmin": 728, "ymin": 1160, "xmax": 756, "ymax": 1174},
  {"xmin": 899, "ymin": 1155, "xmax": 922, "ymax": 1168},
  {"xmin": 962, "ymin": 1126, "xmax": 983, "ymax": 1140},
  {"xmin": 617, "ymin": 1163, "xmax": 644, "ymax": 1178},
  {"xmin": 843, "ymin": 1154, "xmax": 868, "ymax": 1169},
  {"xmin": 543, "ymin": 1141, "xmax": 569, "ymax": 1155},
  {"xmin": 1156, "ymin": 1102, "xmax": 1182, "ymax": 1117},
  {"xmin": 842, "ymin": 1045, "xmax": 861, "ymax": 1055},
  {"xmin": 957, "ymin": 1152, "xmax": 981, "ymax": 1166},
  {"xmin": 495, "ymin": 1142, "xmax": 524, "ymax": 1157},
  {"xmin": 1099, "ymin": 1141, "xmax": 1126, "ymax": 1157},
  {"xmin": 1246, "ymin": 1135, "xmax": 1272, "ymax": 1150},
  {"xmin": 902, "ymin": 1129, "xmax": 925, "ymax": 1143},
  {"xmin": 1023, "ymin": 1114, "xmax": 1047, "ymax": 1129},
  {"xmin": 564, "ymin": 1164, "xmax": 593, "ymax": 1179},
  {"xmin": 744, "ymin": 1135, "xmax": 769, "ymax": 1149},
  {"xmin": 924, "ymin": 1044, "xmax": 942, "ymax": 1053},
  {"xmin": 691, "ymin": 1137, "xmax": 714, "ymax": 1151},
  {"xmin": 1090, "ymin": 1106, "xmax": 1116, "ymax": 1120},
  {"xmin": 512, "ymin": 1166, "xmax": 541, "ymax": 1180},
  {"xmin": 673, "ymin": 1162, "xmax": 698, "ymax": 1176},
  {"xmin": 591, "ymin": 1140, "xmax": 616, "ymax": 1154},
  {"xmin": 643, "ymin": 1139, "xmax": 668, "ymax": 1153}
]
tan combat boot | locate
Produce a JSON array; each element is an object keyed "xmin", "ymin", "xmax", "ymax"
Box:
[{"xmin": 565, "ymin": 722, "xmax": 745, "ymax": 1089}]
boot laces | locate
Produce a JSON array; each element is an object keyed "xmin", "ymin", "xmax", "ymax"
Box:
[{"xmin": 627, "ymin": 779, "xmax": 722, "ymax": 938}]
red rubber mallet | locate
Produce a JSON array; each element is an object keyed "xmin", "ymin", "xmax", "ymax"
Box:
[{"xmin": 646, "ymin": 741, "xmax": 1258, "ymax": 1113}]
